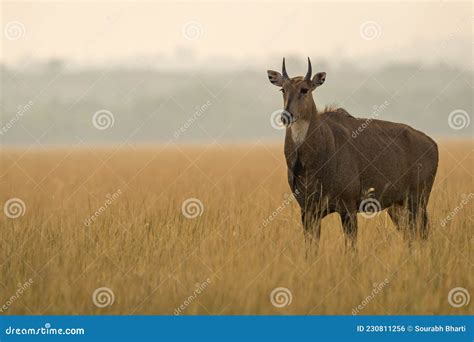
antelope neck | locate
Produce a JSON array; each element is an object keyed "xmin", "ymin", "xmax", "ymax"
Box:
[{"xmin": 290, "ymin": 103, "xmax": 318, "ymax": 147}]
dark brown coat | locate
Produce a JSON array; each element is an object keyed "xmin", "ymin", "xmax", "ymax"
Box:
[
  {"xmin": 268, "ymin": 58, "xmax": 438, "ymax": 248},
  {"xmin": 285, "ymin": 106, "xmax": 438, "ymax": 246}
]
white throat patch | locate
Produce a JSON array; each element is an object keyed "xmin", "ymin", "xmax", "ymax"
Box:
[{"xmin": 291, "ymin": 119, "xmax": 309, "ymax": 146}]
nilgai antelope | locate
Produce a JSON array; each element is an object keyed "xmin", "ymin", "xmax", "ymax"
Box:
[{"xmin": 267, "ymin": 58, "xmax": 438, "ymax": 250}]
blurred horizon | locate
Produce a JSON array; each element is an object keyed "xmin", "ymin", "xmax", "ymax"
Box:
[{"xmin": 1, "ymin": 1, "xmax": 472, "ymax": 145}]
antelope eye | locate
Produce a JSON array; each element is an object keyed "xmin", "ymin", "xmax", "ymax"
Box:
[
  {"xmin": 280, "ymin": 88, "xmax": 285, "ymax": 94},
  {"xmin": 300, "ymin": 88, "xmax": 309, "ymax": 94}
]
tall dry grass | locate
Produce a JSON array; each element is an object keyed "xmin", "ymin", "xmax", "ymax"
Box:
[{"xmin": 0, "ymin": 140, "xmax": 472, "ymax": 315}]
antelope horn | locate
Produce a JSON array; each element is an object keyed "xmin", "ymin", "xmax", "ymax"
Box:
[
  {"xmin": 282, "ymin": 58, "xmax": 289, "ymax": 80},
  {"xmin": 305, "ymin": 57, "xmax": 312, "ymax": 81}
]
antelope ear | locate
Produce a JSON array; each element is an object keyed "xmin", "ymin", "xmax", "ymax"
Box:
[
  {"xmin": 312, "ymin": 72, "xmax": 326, "ymax": 88},
  {"xmin": 267, "ymin": 70, "xmax": 284, "ymax": 87}
]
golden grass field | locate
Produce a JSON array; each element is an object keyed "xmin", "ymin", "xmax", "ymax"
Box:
[{"xmin": 1, "ymin": 140, "xmax": 472, "ymax": 315}]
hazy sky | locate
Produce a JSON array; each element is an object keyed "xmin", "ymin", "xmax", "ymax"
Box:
[{"xmin": 1, "ymin": 1, "xmax": 472, "ymax": 67}]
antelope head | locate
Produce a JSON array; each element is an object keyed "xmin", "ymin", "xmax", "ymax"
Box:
[{"xmin": 267, "ymin": 57, "xmax": 326, "ymax": 127}]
